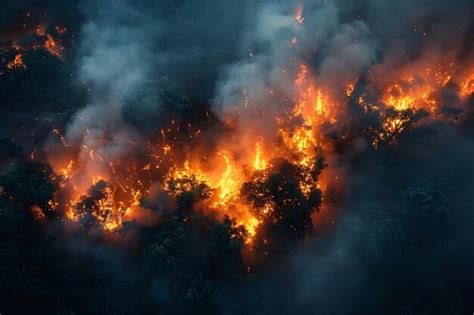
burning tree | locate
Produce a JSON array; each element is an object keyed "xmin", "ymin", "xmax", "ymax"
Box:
[{"xmin": 242, "ymin": 157, "xmax": 325, "ymax": 254}]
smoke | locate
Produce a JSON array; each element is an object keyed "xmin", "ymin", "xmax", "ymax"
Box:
[
  {"xmin": 58, "ymin": 0, "xmax": 473, "ymax": 237},
  {"xmin": 213, "ymin": 120, "xmax": 474, "ymax": 314},
  {"xmin": 1, "ymin": 0, "xmax": 473, "ymax": 313},
  {"xmin": 317, "ymin": 21, "xmax": 377, "ymax": 100},
  {"xmin": 58, "ymin": 0, "xmax": 159, "ymax": 201},
  {"xmin": 77, "ymin": 0, "xmax": 155, "ymax": 103},
  {"xmin": 212, "ymin": 0, "xmax": 379, "ymax": 142}
]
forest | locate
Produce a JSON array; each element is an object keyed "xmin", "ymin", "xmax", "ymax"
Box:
[{"xmin": 0, "ymin": 0, "xmax": 473, "ymax": 314}]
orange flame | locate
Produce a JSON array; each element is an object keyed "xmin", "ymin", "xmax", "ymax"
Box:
[
  {"xmin": 294, "ymin": 4, "xmax": 305, "ymax": 24},
  {"xmin": 44, "ymin": 34, "xmax": 64, "ymax": 59},
  {"xmin": 7, "ymin": 54, "xmax": 26, "ymax": 70}
]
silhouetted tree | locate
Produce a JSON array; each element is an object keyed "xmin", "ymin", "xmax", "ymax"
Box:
[
  {"xmin": 0, "ymin": 161, "xmax": 58, "ymax": 213},
  {"xmin": 242, "ymin": 158, "xmax": 324, "ymax": 255}
]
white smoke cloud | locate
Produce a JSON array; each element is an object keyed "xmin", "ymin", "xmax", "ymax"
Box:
[
  {"xmin": 212, "ymin": 0, "xmax": 378, "ymax": 132},
  {"xmin": 77, "ymin": 0, "xmax": 156, "ymax": 104},
  {"xmin": 63, "ymin": 0, "xmax": 157, "ymax": 191}
]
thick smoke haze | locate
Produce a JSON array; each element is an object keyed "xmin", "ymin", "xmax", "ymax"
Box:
[
  {"xmin": 216, "ymin": 121, "xmax": 474, "ymax": 314},
  {"xmin": 0, "ymin": 0, "xmax": 473, "ymax": 314}
]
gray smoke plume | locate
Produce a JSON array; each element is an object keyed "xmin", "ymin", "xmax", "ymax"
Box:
[
  {"xmin": 63, "ymin": 0, "xmax": 159, "ymax": 188},
  {"xmin": 212, "ymin": 0, "xmax": 379, "ymax": 136}
]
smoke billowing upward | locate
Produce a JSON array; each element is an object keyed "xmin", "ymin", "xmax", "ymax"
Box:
[{"xmin": 0, "ymin": 0, "xmax": 473, "ymax": 314}]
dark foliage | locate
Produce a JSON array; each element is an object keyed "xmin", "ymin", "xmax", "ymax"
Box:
[
  {"xmin": 241, "ymin": 158, "xmax": 324, "ymax": 254},
  {"xmin": 0, "ymin": 1, "xmax": 473, "ymax": 314},
  {"xmin": 0, "ymin": 161, "xmax": 58, "ymax": 212}
]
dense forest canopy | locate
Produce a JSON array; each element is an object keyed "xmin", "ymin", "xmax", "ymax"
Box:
[{"xmin": 0, "ymin": 0, "xmax": 473, "ymax": 314}]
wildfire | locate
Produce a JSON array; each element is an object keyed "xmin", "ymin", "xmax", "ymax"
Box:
[
  {"xmin": 39, "ymin": 22, "xmax": 472, "ymax": 245},
  {"xmin": 253, "ymin": 142, "xmax": 267, "ymax": 171},
  {"xmin": 1, "ymin": 19, "xmax": 68, "ymax": 72},
  {"xmin": 278, "ymin": 64, "xmax": 334, "ymax": 169},
  {"xmin": 459, "ymin": 72, "xmax": 474, "ymax": 98},
  {"xmin": 30, "ymin": 205, "xmax": 46, "ymax": 220},
  {"xmin": 344, "ymin": 52, "xmax": 474, "ymax": 148},
  {"xmin": 294, "ymin": 4, "xmax": 305, "ymax": 24},
  {"xmin": 381, "ymin": 78, "xmax": 438, "ymax": 112},
  {"xmin": 164, "ymin": 160, "xmax": 209, "ymax": 196},
  {"xmin": 345, "ymin": 83, "xmax": 356, "ymax": 97},
  {"xmin": 43, "ymin": 34, "xmax": 65, "ymax": 59},
  {"xmin": 162, "ymin": 64, "xmax": 331, "ymax": 241},
  {"xmin": 214, "ymin": 151, "xmax": 239, "ymax": 206},
  {"xmin": 44, "ymin": 61, "xmax": 336, "ymax": 242},
  {"xmin": 7, "ymin": 54, "xmax": 26, "ymax": 71},
  {"xmin": 379, "ymin": 54, "xmax": 470, "ymax": 116}
]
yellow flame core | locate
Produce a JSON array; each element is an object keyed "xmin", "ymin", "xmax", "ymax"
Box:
[
  {"xmin": 47, "ymin": 51, "xmax": 473, "ymax": 243},
  {"xmin": 253, "ymin": 143, "xmax": 267, "ymax": 171}
]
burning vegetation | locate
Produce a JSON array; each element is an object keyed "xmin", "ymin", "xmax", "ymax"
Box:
[
  {"xmin": 41, "ymin": 51, "xmax": 473, "ymax": 248},
  {"xmin": 0, "ymin": 1, "xmax": 473, "ymax": 314},
  {"xmin": 10, "ymin": 3, "xmax": 470, "ymax": 250},
  {"xmin": 0, "ymin": 11, "xmax": 68, "ymax": 74}
]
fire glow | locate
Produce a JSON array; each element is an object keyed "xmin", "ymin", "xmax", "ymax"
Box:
[
  {"xmin": 34, "ymin": 4, "xmax": 473, "ymax": 245},
  {"xmin": 45, "ymin": 59, "xmax": 472, "ymax": 240},
  {"xmin": 0, "ymin": 16, "xmax": 67, "ymax": 73},
  {"xmin": 46, "ymin": 63, "xmax": 336, "ymax": 242}
]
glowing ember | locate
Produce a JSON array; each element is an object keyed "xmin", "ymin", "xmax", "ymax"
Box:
[
  {"xmin": 30, "ymin": 205, "xmax": 46, "ymax": 220},
  {"xmin": 459, "ymin": 73, "xmax": 474, "ymax": 98},
  {"xmin": 43, "ymin": 46, "xmax": 473, "ymax": 242},
  {"xmin": 345, "ymin": 82, "xmax": 356, "ymax": 97},
  {"xmin": 44, "ymin": 34, "xmax": 65, "ymax": 59},
  {"xmin": 294, "ymin": 4, "xmax": 305, "ymax": 24},
  {"xmin": 7, "ymin": 54, "xmax": 26, "ymax": 70},
  {"xmin": 1, "ymin": 21, "xmax": 68, "ymax": 71},
  {"xmin": 44, "ymin": 59, "xmax": 339, "ymax": 242}
]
